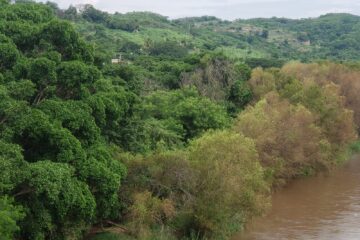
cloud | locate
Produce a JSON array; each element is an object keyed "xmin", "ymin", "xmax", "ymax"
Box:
[{"xmin": 37, "ymin": 0, "xmax": 360, "ymax": 20}]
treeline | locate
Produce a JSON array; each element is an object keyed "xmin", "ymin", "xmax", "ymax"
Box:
[{"xmin": 0, "ymin": 1, "xmax": 360, "ymax": 240}]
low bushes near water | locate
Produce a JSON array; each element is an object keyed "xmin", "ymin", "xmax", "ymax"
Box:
[{"xmin": 117, "ymin": 131, "xmax": 270, "ymax": 240}]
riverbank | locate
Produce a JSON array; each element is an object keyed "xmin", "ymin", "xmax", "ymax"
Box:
[
  {"xmin": 91, "ymin": 150, "xmax": 360, "ymax": 240},
  {"xmin": 90, "ymin": 62, "xmax": 360, "ymax": 240}
]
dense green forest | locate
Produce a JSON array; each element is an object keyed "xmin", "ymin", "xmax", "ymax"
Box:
[{"xmin": 1, "ymin": 1, "xmax": 360, "ymax": 240}]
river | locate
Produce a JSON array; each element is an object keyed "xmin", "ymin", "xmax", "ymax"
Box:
[{"xmin": 235, "ymin": 155, "xmax": 360, "ymax": 240}]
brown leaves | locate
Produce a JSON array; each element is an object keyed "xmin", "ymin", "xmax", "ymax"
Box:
[
  {"xmin": 280, "ymin": 62, "xmax": 360, "ymax": 133},
  {"xmin": 234, "ymin": 93, "xmax": 331, "ymax": 183},
  {"xmin": 240, "ymin": 61, "xmax": 360, "ymax": 188}
]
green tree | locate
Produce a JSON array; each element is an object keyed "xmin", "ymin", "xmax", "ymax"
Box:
[
  {"xmin": 187, "ymin": 130, "xmax": 269, "ymax": 238},
  {"xmin": 143, "ymin": 88, "xmax": 230, "ymax": 142},
  {"xmin": 63, "ymin": 6, "xmax": 78, "ymax": 21},
  {"xmin": 28, "ymin": 57, "xmax": 57, "ymax": 104},
  {"xmin": 56, "ymin": 60, "xmax": 100, "ymax": 99},
  {"xmin": 18, "ymin": 161, "xmax": 96, "ymax": 239},
  {"xmin": 227, "ymin": 80, "xmax": 253, "ymax": 113},
  {"xmin": 41, "ymin": 20, "xmax": 94, "ymax": 63}
]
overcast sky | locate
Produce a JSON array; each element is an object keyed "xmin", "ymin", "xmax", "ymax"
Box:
[{"xmin": 43, "ymin": 0, "xmax": 360, "ymax": 20}]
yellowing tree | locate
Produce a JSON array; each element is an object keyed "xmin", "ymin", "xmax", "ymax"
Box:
[
  {"xmin": 281, "ymin": 61, "xmax": 360, "ymax": 133},
  {"xmin": 234, "ymin": 93, "xmax": 331, "ymax": 184},
  {"xmin": 248, "ymin": 67, "xmax": 276, "ymax": 101}
]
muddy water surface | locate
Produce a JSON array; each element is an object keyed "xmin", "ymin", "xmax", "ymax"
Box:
[{"xmin": 235, "ymin": 155, "xmax": 360, "ymax": 240}]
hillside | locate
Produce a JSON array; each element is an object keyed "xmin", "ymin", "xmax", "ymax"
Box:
[{"xmin": 55, "ymin": 5, "xmax": 360, "ymax": 63}]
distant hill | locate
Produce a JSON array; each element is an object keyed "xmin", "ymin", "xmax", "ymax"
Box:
[{"xmin": 55, "ymin": 4, "xmax": 360, "ymax": 62}]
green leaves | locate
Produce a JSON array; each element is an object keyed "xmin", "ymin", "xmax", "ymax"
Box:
[
  {"xmin": 0, "ymin": 5, "xmax": 129, "ymax": 238},
  {"xmin": 14, "ymin": 161, "xmax": 96, "ymax": 239},
  {"xmin": 0, "ymin": 196, "xmax": 24, "ymax": 240},
  {"xmin": 38, "ymin": 100, "xmax": 101, "ymax": 146},
  {"xmin": 0, "ymin": 43, "xmax": 19, "ymax": 70},
  {"xmin": 56, "ymin": 60, "xmax": 100, "ymax": 99},
  {"xmin": 0, "ymin": 0, "xmax": 10, "ymax": 7},
  {"xmin": 187, "ymin": 130, "xmax": 269, "ymax": 238},
  {"xmin": 6, "ymin": 80, "xmax": 36, "ymax": 101},
  {"xmin": 41, "ymin": 20, "xmax": 94, "ymax": 63},
  {"xmin": 142, "ymin": 88, "xmax": 230, "ymax": 146},
  {"xmin": 0, "ymin": 2, "xmax": 53, "ymax": 24},
  {"xmin": 227, "ymin": 80, "xmax": 253, "ymax": 114},
  {"xmin": 29, "ymin": 57, "xmax": 57, "ymax": 87},
  {"xmin": 0, "ymin": 105, "xmax": 126, "ymax": 237},
  {"xmin": 0, "ymin": 141, "xmax": 27, "ymax": 194},
  {"xmin": 27, "ymin": 161, "xmax": 96, "ymax": 219},
  {"xmin": 0, "ymin": 21, "xmax": 40, "ymax": 51},
  {"xmin": 87, "ymin": 90, "xmax": 132, "ymax": 143},
  {"xmin": 175, "ymin": 96, "xmax": 230, "ymax": 139}
]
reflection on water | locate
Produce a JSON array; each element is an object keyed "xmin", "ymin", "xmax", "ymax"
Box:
[{"xmin": 235, "ymin": 155, "xmax": 360, "ymax": 240}]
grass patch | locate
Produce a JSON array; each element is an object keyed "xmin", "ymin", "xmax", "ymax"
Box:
[
  {"xmin": 90, "ymin": 233, "xmax": 135, "ymax": 240},
  {"xmin": 350, "ymin": 140, "xmax": 360, "ymax": 154}
]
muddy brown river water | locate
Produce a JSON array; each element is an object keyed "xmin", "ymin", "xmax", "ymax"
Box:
[{"xmin": 234, "ymin": 155, "xmax": 360, "ymax": 240}]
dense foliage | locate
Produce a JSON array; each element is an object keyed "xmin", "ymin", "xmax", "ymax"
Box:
[
  {"xmin": 0, "ymin": 1, "xmax": 360, "ymax": 240},
  {"xmin": 115, "ymin": 62, "xmax": 358, "ymax": 240},
  {"xmin": 0, "ymin": 2, "xmax": 128, "ymax": 239}
]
